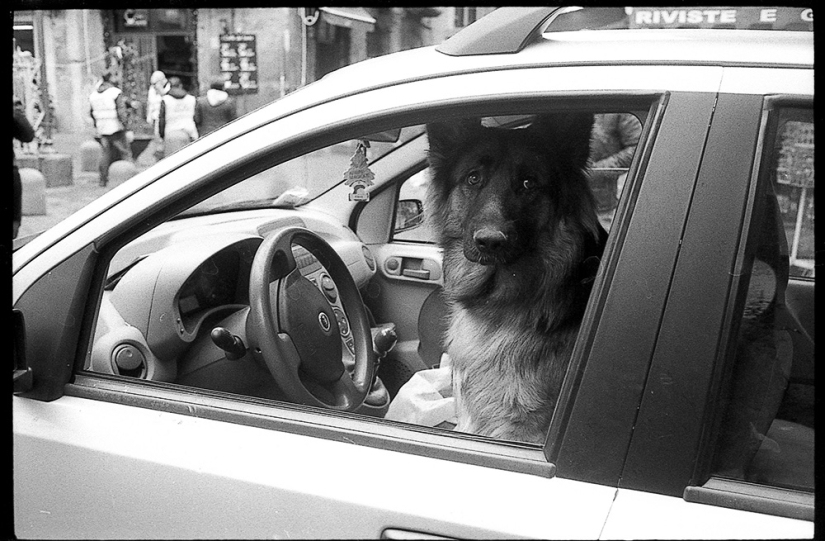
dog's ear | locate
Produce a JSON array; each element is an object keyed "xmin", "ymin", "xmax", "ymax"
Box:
[
  {"xmin": 529, "ymin": 113, "xmax": 595, "ymax": 170},
  {"xmin": 426, "ymin": 118, "xmax": 482, "ymax": 161}
]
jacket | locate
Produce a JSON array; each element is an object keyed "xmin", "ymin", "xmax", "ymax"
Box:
[
  {"xmin": 89, "ymin": 83, "xmax": 128, "ymax": 136},
  {"xmin": 13, "ymin": 105, "xmax": 36, "ymax": 164},
  {"xmin": 159, "ymin": 87, "xmax": 198, "ymax": 141},
  {"xmin": 195, "ymin": 89, "xmax": 238, "ymax": 136}
]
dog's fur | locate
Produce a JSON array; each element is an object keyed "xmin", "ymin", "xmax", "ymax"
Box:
[{"xmin": 426, "ymin": 113, "xmax": 607, "ymax": 443}]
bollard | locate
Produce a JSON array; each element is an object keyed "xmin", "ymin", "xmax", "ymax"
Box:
[
  {"xmin": 40, "ymin": 153, "xmax": 74, "ymax": 188},
  {"xmin": 80, "ymin": 140, "xmax": 102, "ymax": 172},
  {"xmin": 17, "ymin": 154, "xmax": 40, "ymax": 170},
  {"xmin": 108, "ymin": 160, "xmax": 138, "ymax": 185},
  {"xmin": 20, "ymin": 168, "xmax": 47, "ymax": 216}
]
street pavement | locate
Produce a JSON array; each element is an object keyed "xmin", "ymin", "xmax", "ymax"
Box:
[{"xmin": 17, "ymin": 131, "xmax": 155, "ymax": 240}]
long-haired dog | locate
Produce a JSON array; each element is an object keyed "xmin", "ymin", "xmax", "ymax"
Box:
[{"xmin": 426, "ymin": 113, "xmax": 607, "ymax": 443}]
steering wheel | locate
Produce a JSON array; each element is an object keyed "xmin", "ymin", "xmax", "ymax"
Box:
[{"xmin": 247, "ymin": 227, "xmax": 375, "ymax": 411}]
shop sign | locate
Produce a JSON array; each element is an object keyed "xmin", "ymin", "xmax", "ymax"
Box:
[
  {"xmin": 220, "ymin": 33, "xmax": 259, "ymax": 95},
  {"xmin": 123, "ymin": 9, "xmax": 149, "ymax": 28},
  {"xmin": 626, "ymin": 7, "xmax": 812, "ymax": 30}
]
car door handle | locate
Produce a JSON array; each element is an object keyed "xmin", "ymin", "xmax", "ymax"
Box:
[
  {"xmin": 382, "ymin": 255, "xmax": 442, "ymax": 282},
  {"xmin": 402, "ymin": 268, "xmax": 430, "ymax": 280},
  {"xmin": 381, "ymin": 528, "xmax": 456, "ymax": 540}
]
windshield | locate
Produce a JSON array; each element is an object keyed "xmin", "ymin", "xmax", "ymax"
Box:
[{"xmin": 181, "ymin": 125, "xmax": 426, "ymax": 216}]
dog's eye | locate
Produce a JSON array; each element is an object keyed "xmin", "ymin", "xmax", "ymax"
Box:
[
  {"xmin": 522, "ymin": 178, "xmax": 538, "ymax": 191},
  {"xmin": 466, "ymin": 171, "xmax": 481, "ymax": 186}
]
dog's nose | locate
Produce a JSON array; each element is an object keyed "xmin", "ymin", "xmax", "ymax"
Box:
[{"xmin": 473, "ymin": 228, "xmax": 508, "ymax": 254}]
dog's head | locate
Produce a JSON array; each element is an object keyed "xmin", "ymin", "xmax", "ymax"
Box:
[{"xmin": 426, "ymin": 113, "xmax": 600, "ymax": 303}]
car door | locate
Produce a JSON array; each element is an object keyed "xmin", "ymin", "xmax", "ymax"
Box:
[
  {"xmin": 18, "ymin": 73, "xmax": 648, "ymax": 540},
  {"xmin": 602, "ymin": 72, "xmax": 815, "ymax": 538}
]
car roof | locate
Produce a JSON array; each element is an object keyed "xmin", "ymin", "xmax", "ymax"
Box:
[{"xmin": 228, "ymin": 27, "xmax": 808, "ymax": 138}]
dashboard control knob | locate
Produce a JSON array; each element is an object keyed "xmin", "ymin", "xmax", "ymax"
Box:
[{"xmin": 320, "ymin": 274, "xmax": 337, "ymax": 301}]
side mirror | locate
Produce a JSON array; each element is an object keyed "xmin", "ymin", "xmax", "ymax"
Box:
[
  {"xmin": 13, "ymin": 309, "xmax": 33, "ymax": 393},
  {"xmin": 394, "ymin": 199, "xmax": 424, "ymax": 234}
]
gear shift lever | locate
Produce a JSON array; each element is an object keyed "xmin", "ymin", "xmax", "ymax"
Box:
[
  {"xmin": 372, "ymin": 323, "xmax": 398, "ymax": 358},
  {"xmin": 370, "ymin": 323, "xmax": 397, "ymax": 383},
  {"xmin": 211, "ymin": 327, "xmax": 247, "ymax": 360}
]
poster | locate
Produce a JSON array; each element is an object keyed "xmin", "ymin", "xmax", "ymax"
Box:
[{"xmin": 219, "ymin": 33, "xmax": 258, "ymax": 95}]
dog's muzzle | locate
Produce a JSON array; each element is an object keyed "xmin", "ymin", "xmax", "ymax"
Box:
[{"xmin": 466, "ymin": 228, "xmax": 517, "ymax": 265}]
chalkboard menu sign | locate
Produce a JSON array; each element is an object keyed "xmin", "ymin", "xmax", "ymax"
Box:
[{"xmin": 219, "ymin": 33, "xmax": 258, "ymax": 95}]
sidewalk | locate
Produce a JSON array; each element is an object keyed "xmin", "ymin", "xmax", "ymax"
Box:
[{"xmin": 17, "ymin": 131, "xmax": 155, "ymax": 240}]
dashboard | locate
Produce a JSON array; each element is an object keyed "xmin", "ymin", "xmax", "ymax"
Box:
[{"xmin": 88, "ymin": 212, "xmax": 377, "ymax": 386}]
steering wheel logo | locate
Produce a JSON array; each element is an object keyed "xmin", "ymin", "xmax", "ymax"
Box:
[{"xmin": 318, "ymin": 312, "xmax": 332, "ymax": 332}]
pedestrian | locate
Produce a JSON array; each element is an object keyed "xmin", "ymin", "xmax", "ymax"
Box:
[
  {"xmin": 588, "ymin": 112, "xmax": 642, "ymax": 212},
  {"xmin": 146, "ymin": 70, "xmax": 170, "ymax": 160},
  {"xmin": 159, "ymin": 77, "xmax": 198, "ymax": 156},
  {"xmin": 89, "ymin": 72, "xmax": 133, "ymax": 187},
  {"xmin": 13, "ymin": 97, "xmax": 36, "ymax": 239},
  {"xmin": 195, "ymin": 78, "xmax": 238, "ymax": 137}
]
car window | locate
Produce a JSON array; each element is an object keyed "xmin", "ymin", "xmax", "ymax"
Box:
[
  {"xmin": 392, "ymin": 112, "xmax": 643, "ymax": 242},
  {"xmin": 83, "ymin": 102, "xmax": 653, "ymax": 449},
  {"xmin": 710, "ymin": 107, "xmax": 814, "ymax": 492},
  {"xmin": 774, "ymin": 118, "xmax": 814, "ymax": 279},
  {"xmin": 182, "ymin": 125, "xmax": 426, "ymax": 216}
]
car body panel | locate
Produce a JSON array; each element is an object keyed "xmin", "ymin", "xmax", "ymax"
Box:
[
  {"xmin": 13, "ymin": 395, "xmax": 616, "ymax": 540},
  {"xmin": 600, "ymin": 487, "xmax": 813, "ymax": 539}
]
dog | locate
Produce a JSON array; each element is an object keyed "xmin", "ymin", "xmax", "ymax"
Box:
[{"xmin": 426, "ymin": 113, "xmax": 608, "ymax": 444}]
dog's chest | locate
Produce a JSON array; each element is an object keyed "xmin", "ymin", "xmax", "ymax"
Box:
[{"xmin": 447, "ymin": 308, "xmax": 560, "ymax": 410}]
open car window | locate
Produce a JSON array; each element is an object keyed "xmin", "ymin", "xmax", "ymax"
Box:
[{"xmin": 83, "ymin": 99, "xmax": 656, "ymax": 449}]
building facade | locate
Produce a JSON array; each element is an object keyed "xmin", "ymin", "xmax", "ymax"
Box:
[{"xmin": 12, "ymin": 7, "xmax": 495, "ymax": 140}]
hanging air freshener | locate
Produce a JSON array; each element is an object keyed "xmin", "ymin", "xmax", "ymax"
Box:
[{"xmin": 344, "ymin": 140, "xmax": 375, "ymax": 202}]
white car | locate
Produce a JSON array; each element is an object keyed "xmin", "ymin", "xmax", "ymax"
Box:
[{"xmin": 13, "ymin": 7, "xmax": 814, "ymax": 539}]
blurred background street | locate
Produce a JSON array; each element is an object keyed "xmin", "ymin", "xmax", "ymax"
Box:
[
  {"xmin": 15, "ymin": 131, "xmax": 154, "ymax": 240},
  {"xmin": 13, "ymin": 8, "xmax": 495, "ymax": 242}
]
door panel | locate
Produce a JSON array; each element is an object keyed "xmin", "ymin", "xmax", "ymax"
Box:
[
  {"xmin": 14, "ymin": 395, "xmax": 616, "ymax": 539},
  {"xmin": 365, "ymin": 243, "xmax": 444, "ymax": 394}
]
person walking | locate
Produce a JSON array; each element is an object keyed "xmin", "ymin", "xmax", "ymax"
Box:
[
  {"xmin": 159, "ymin": 77, "xmax": 198, "ymax": 156},
  {"xmin": 588, "ymin": 112, "xmax": 642, "ymax": 213},
  {"xmin": 146, "ymin": 70, "xmax": 170, "ymax": 160},
  {"xmin": 13, "ymin": 98, "xmax": 36, "ymax": 239},
  {"xmin": 195, "ymin": 78, "xmax": 238, "ymax": 137},
  {"xmin": 89, "ymin": 72, "xmax": 133, "ymax": 187}
]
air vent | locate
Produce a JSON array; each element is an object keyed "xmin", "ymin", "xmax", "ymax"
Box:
[{"xmin": 112, "ymin": 344, "xmax": 147, "ymax": 378}]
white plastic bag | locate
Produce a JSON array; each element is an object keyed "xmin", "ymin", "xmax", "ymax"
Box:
[{"xmin": 385, "ymin": 354, "xmax": 457, "ymax": 428}]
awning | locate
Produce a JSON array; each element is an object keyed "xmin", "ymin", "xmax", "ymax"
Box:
[{"xmin": 319, "ymin": 7, "xmax": 376, "ymax": 30}]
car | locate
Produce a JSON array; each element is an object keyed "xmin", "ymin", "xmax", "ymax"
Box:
[{"xmin": 13, "ymin": 6, "xmax": 814, "ymax": 539}]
